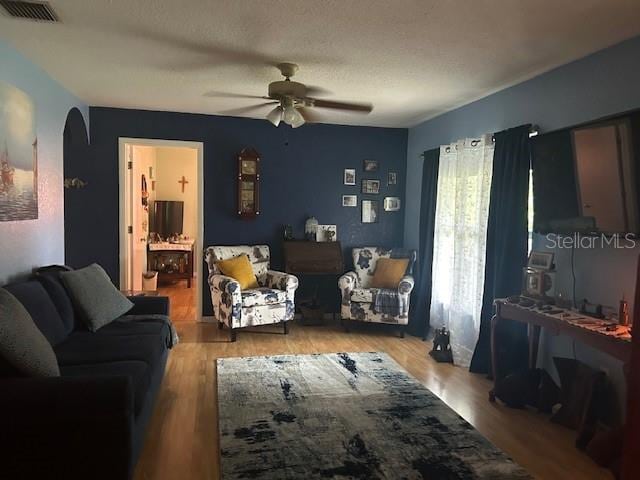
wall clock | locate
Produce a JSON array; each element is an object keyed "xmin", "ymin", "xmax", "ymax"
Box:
[{"xmin": 237, "ymin": 147, "xmax": 260, "ymax": 218}]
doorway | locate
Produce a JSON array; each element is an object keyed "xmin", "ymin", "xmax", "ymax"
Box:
[{"xmin": 118, "ymin": 138, "xmax": 204, "ymax": 322}]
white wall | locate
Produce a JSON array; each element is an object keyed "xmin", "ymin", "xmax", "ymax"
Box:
[
  {"xmin": 0, "ymin": 40, "xmax": 88, "ymax": 284},
  {"xmin": 154, "ymin": 147, "xmax": 198, "ymax": 238},
  {"xmin": 153, "ymin": 145, "xmax": 198, "ymax": 274},
  {"xmin": 154, "ymin": 146, "xmax": 198, "ymax": 240}
]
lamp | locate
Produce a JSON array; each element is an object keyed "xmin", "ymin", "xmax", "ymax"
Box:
[
  {"xmin": 269, "ymin": 97, "xmax": 305, "ymax": 128},
  {"xmin": 289, "ymin": 109, "xmax": 305, "ymax": 128},
  {"xmin": 266, "ymin": 106, "xmax": 283, "ymax": 126}
]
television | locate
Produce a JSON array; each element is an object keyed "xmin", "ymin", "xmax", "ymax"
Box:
[
  {"xmin": 151, "ymin": 200, "xmax": 184, "ymax": 238},
  {"xmin": 532, "ymin": 109, "xmax": 640, "ymax": 235}
]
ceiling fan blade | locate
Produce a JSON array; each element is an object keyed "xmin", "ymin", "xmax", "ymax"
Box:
[
  {"xmin": 304, "ymin": 85, "xmax": 332, "ymax": 97},
  {"xmin": 204, "ymin": 91, "xmax": 269, "ymax": 99},
  {"xmin": 298, "ymin": 107, "xmax": 323, "ymax": 123},
  {"xmin": 309, "ymin": 99, "xmax": 373, "ymax": 113},
  {"xmin": 118, "ymin": 25, "xmax": 280, "ymax": 67},
  {"xmin": 219, "ymin": 102, "xmax": 279, "ymax": 116}
]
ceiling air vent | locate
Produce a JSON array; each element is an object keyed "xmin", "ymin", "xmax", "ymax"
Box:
[{"xmin": 0, "ymin": 1, "xmax": 59, "ymax": 22}]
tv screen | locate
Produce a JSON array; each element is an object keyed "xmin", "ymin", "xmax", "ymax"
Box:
[
  {"xmin": 151, "ymin": 200, "xmax": 184, "ymax": 238},
  {"xmin": 532, "ymin": 110, "xmax": 640, "ymax": 235}
]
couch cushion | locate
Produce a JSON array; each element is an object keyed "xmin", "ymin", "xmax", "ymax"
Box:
[
  {"xmin": 36, "ymin": 273, "xmax": 76, "ymax": 336},
  {"xmin": 60, "ymin": 360, "xmax": 151, "ymax": 416},
  {"xmin": 60, "ymin": 264, "xmax": 133, "ymax": 332},
  {"xmin": 54, "ymin": 331, "xmax": 165, "ymax": 368},
  {"xmin": 241, "ymin": 287, "xmax": 287, "ymax": 307},
  {"xmin": 98, "ymin": 318, "xmax": 170, "ymax": 338},
  {"xmin": 4, "ymin": 281, "xmax": 68, "ymax": 346},
  {"xmin": 0, "ymin": 288, "xmax": 60, "ymax": 377}
]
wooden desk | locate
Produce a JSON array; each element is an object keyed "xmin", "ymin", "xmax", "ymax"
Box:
[
  {"xmin": 283, "ymin": 240, "xmax": 344, "ymax": 274},
  {"xmin": 489, "ymin": 299, "xmax": 632, "ymax": 401},
  {"xmin": 283, "ymin": 240, "xmax": 344, "ymax": 322}
]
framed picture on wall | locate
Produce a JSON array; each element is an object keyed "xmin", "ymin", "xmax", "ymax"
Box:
[
  {"xmin": 362, "ymin": 200, "xmax": 379, "ymax": 223},
  {"xmin": 363, "ymin": 159, "xmax": 378, "ymax": 172},
  {"xmin": 384, "ymin": 197, "xmax": 401, "ymax": 211},
  {"xmin": 361, "ymin": 179, "xmax": 380, "ymax": 194},
  {"xmin": 342, "ymin": 195, "xmax": 357, "ymax": 207},
  {"xmin": 344, "ymin": 168, "xmax": 356, "ymax": 185},
  {"xmin": 388, "ymin": 172, "xmax": 397, "ymax": 185}
]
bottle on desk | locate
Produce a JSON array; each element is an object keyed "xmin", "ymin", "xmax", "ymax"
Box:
[{"xmin": 619, "ymin": 297, "xmax": 629, "ymax": 326}]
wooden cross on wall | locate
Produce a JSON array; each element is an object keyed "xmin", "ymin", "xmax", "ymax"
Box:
[{"xmin": 178, "ymin": 176, "xmax": 189, "ymax": 193}]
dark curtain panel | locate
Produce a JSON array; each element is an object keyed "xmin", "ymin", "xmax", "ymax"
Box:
[
  {"xmin": 408, "ymin": 148, "xmax": 440, "ymax": 338},
  {"xmin": 470, "ymin": 125, "xmax": 531, "ymax": 375}
]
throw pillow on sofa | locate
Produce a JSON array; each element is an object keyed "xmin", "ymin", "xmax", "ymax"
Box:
[
  {"xmin": 60, "ymin": 263, "xmax": 133, "ymax": 332},
  {"xmin": 0, "ymin": 288, "xmax": 60, "ymax": 377},
  {"xmin": 216, "ymin": 254, "xmax": 259, "ymax": 289},
  {"xmin": 370, "ymin": 258, "xmax": 409, "ymax": 289}
]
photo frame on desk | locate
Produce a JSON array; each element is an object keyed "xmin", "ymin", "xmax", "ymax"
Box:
[{"xmin": 528, "ymin": 251, "xmax": 554, "ymax": 270}]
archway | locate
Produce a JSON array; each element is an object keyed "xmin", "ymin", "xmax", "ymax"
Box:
[{"xmin": 63, "ymin": 107, "xmax": 90, "ymax": 267}]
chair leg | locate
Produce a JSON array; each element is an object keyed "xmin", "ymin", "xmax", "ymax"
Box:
[
  {"xmin": 218, "ymin": 321, "xmax": 224, "ymax": 330},
  {"xmin": 229, "ymin": 328, "xmax": 236, "ymax": 342},
  {"xmin": 283, "ymin": 321, "xmax": 289, "ymax": 335},
  {"xmin": 399, "ymin": 327, "xmax": 405, "ymax": 338},
  {"xmin": 343, "ymin": 319, "xmax": 350, "ymax": 333}
]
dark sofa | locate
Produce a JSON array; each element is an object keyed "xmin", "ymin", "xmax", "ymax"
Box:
[{"xmin": 0, "ymin": 272, "xmax": 171, "ymax": 480}]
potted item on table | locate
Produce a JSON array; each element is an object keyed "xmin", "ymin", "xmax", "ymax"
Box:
[{"xmin": 305, "ymin": 217, "xmax": 318, "ymax": 241}]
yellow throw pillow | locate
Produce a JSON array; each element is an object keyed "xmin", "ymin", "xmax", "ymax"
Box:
[
  {"xmin": 370, "ymin": 258, "xmax": 410, "ymax": 289},
  {"xmin": 216, "ymin": 255, "xmax": 259, "ymax": 290}
]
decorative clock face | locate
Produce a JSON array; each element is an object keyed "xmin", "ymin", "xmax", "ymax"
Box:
[{"xmin": 241, "ymin": 160, "xmax": 257, "ymax": 175}]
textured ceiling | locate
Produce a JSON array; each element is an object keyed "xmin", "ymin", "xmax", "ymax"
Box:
[{"xmin": 1, "ymin": 0, "xmax": 640, "ymax": 128}]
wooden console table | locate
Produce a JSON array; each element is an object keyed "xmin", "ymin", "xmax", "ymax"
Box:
[
  {"xmin": 489, "ymin": 299, "xmax": 632, "ymax": 401},
  {"xmin": 147, "ymin": 242, "xmax": 194, "ymax": 288}
]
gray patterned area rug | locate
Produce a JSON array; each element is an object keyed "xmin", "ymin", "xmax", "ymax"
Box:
[{"xmin": 217, "ymin": 352, "xmax": 530, "ymax": 479}]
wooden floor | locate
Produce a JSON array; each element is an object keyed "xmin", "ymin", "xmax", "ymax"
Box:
[
  {"xmin": 133, "ymin": 320, "xmax": 613, "ymax": 480},
  {"xmin": 158, "ymin": 281, "xmax": 197, "ymax": 323}
]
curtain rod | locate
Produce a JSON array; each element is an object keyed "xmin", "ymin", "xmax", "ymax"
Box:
[{"xmin": 419, "ymin": 124, "xmax": 539, "ymax": 158}]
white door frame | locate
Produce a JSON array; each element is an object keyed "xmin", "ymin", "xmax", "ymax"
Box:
[{"xmin": 118, "ymin": 137, "xmax": 205, "ymax": 322}]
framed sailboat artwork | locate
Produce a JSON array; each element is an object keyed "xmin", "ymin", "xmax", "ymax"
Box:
[{"xmin": 0, "ymin": 81, "xmax": 38, "ymax": 222}]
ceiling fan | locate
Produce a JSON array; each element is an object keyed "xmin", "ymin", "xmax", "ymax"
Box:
[{"xmin": 213, "ymin": 63, "xmax": 373, "ymax": 128}]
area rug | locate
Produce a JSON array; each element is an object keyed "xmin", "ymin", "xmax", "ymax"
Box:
[{"xmin": 217, "ymin": 352, "xmax": 531, "ymax": 479}]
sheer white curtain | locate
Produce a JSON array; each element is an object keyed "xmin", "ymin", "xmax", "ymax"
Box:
[{"xmin": 430, "ymin": 136, "xmax": 494, "ymax": 367}]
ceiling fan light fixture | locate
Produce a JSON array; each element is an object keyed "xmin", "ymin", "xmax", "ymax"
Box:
[
  {"xmin": 266, "ymin": 105, "xmax": 283, "ymax": 126},
  {"xmin": 290, "ymin": 109, "xmax": 305, "ymax": 128},
  {"xmin": 282, "ymin": 104, "xmax": 298, "ymax": 125}
]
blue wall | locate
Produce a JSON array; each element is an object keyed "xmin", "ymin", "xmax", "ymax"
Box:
[
  {"xmin": 0, "ymin": 41, "xmax": 88, "ymax": 285},
  {"xmin": 405, "ymin": 35, "xmax": 640, "ymax": 414},
  {"xmin": 86, "ymin": 108, "xmax": 408, "ymax": 314}
]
